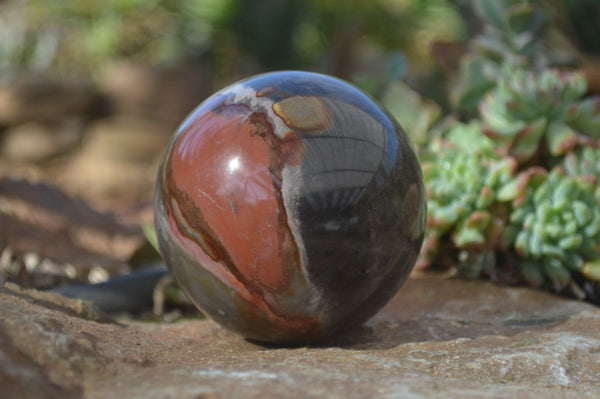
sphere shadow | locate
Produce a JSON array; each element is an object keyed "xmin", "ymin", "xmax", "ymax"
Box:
[{"xmin": 245, "ymin": 276, "xmax": 582, "ymax": 350}]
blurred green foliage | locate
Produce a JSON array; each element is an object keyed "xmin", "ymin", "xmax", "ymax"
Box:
[
  {"xmin": 451, "ymin": 0, "xmax": 552, "ymax": 115},
  {"xmin": 555, "ymin": 0, "xmax": 600, "ymax": 55},
  {"xmin": 0, "ymin": 0, "xmax": 465, "ymax": 85}
]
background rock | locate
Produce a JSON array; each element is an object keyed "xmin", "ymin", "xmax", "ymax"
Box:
[
  {"xmin": 1, "ymin": 121, "xmax": 83, "ymax": 163},
  {"xmin": 99, "ymin": 62, "xmax": 210, "ymax": 125},
  {"xmin": 2, "ymin": 276, "xmax": 599, "ymax": 398},
  {"xmin": 0, "ymin": 76, "xmax": 106, "ymax": 127},
  {"xmin": 58, "ymin": 115, "xmax": 172, "ymax": 206},
  {"xmin": 0, "ymin": 66, "xmax": 203, "ymax": 209}
]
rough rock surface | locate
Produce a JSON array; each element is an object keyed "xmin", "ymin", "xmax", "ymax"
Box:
[{"xmin": 2, "ymin": 276, "xmax": 600, "ymax": 398}]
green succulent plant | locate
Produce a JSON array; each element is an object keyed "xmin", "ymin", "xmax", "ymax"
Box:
[
  {"xmin": 499, "ymin": 168, "xmax": 600, "ymax": 291},
  {"xmin": 479, "ymin": 68, "xmax": 600, "ymax": 164},
  {"xmin": 419, "ymin": 122, "xmax": 516, "ymax": 268},
  {"xmin": 419, "ymin": 67, "xmax": 600, "ymax": 298},
  {"xmin": 414, "ymin": 0, "xmax": 600, "ymax": 303}
]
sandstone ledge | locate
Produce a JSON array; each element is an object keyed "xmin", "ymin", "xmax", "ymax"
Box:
[{"xmin": 2, "ymin": 276, "xmax": 599, "ymax": 398}]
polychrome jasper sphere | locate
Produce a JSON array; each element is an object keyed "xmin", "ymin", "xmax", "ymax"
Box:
[{"xmin": 154, "ymin": 71, "xmax": 426, "ymax": 344}]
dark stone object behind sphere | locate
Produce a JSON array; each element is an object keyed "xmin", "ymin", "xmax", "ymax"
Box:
[{"xmin": 154, "ymin": 71, "xmax": 426, "ymax": 344}]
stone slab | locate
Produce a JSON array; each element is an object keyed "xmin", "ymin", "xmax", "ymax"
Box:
[{"xmin": 2, "ymin": 276, "xmax": 599, "ymax": 398}]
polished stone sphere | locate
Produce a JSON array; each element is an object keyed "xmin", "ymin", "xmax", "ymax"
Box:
[{"xmin": 154, "ymin": 71, "xmax": 426, "ymax": 344}]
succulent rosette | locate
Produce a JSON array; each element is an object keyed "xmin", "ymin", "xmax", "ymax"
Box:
[
  {"xmin": 480, "ymin": 68, "xmax": 600, "ymax": 163},
  {"xmin": 419, "ymin": 122, "xmax": 516, "ymax": 268},
  {"xmin": 500, "ymin": 168, "xmax": 600, "ymax": 292}
]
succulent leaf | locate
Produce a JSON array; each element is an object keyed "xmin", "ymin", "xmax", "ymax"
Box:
[
  {"xmin": 508, "ymin": 119, "xmax": 546, "ymax": 161},
  {"xmin": 476, "ymin": 0, "xmax": 511, "ymax": 34},
  {"xmin": 567, "ymin": 96, "xmax": 600, "ymax": 135},
  {"xmin": 563, "ymin": 147, "xmax": 600, "ymax": 200},
  {"xmin": 547, "ymin": 122, "xmax": 578, "ymax": 155},
  {"xmin": 454, "ymin": 224, "xmax": 486, "ymax": 247},
  {"xmin": 582, "ymin": 261, "xmax": 600, "ymax": 283}
]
